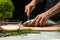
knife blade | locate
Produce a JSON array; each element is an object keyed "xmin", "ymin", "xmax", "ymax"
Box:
[{"xmin": 27, "ymin": 15, "xmax": 30, "ymax": 21}]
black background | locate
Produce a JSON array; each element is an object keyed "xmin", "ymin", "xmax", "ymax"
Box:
[
  {"xmin": 10, "ymin": 0, "xmax": 46, "ymax": 22},
  {"xmin": 10, "ymin": 0, "xmax": 60, "ymax": 22}
]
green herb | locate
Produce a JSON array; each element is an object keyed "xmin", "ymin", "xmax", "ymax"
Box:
[
  {"xmin": 0, "ymin": 29, "xmax": 40, "ymax": 37},
  {"xmin": 0, "ymin": 0, "xmax": 14, "ymax": 20},
  {"xmin": 56, "ymin": 29, "xmax": 60, "ymax": 32}
]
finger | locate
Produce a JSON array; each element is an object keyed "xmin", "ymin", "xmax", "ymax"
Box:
[
  {"xmin": 29, "ymin": 15, "xmax": 39, "ymax": 26},
  {"xmin": 41, "ymin": 18, "xmax": 46, "ymax": 26},
  {"xmin": 27, "ymin": 7, "xmax": 30, "ymax": 16},
  {"xmin": 39, "ymin": 17, "xmax": 46, "ymax": 26},
  {"xmin": 30, "ymin": 7, "xmax": 35, "ymax": 13},
  {"xmin": 35, "ymin": 16, "xmax": 41, "ymax": 27},
  {"xmin": 42, "ymin": 18, "xmax": 48, "ymax": 26},
  {"xmin": 39, "ymin": 17, "xmax": 43, "ymax": 26},
  {"xmin": 25, "ymin": 6, "xmax": 27, "ymax": 13}
]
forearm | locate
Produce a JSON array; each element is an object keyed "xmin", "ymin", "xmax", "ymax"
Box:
[
  {"xmin": 32, "ymin": 0, "xmax": 43, "ymax": 4},
  {"xmin": 46, "ymin": 2, "xmax": 60, "ymax": 18}
]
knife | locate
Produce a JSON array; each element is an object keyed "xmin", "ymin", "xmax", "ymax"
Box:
[{"xmin": 27, "ymin": 15, "xmax": 30, "ymax": 21}]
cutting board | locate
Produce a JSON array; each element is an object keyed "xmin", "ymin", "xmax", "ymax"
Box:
[
  {"xmin": 19, "ymin": 24, "xmax": 60, "ymax": 31},
  {"xmin": 0, "ymin": 24, "xmax": 60, "ymax": 31}
]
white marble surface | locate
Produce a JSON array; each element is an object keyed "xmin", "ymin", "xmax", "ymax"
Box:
[{"xmin": 0, "ymin": 32, "xmax": 60, "ymax": 40}]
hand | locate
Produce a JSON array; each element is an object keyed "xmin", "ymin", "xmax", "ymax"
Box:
[
  {"xmin": 30, "ymin": 12, "xmax": 50, "ymax": 27},
  {"xmin": 25, "ymin": 0, "xmax": 36, "ymax": 16}
]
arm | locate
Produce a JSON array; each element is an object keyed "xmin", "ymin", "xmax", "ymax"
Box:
[
  {"xmin": 46, "ymin": 2, "xmax": 60, "ymax": 18},
  {"xmin": 32, "ymin": 0, "xmax": 43, "ymax": 4},
  {"xmin": 25, "ymin": 0, "xmax": 43, "ymax": 16},
  {"xmin": 30, "ymin": 2, "xmax": 60, "ymax": 26}
]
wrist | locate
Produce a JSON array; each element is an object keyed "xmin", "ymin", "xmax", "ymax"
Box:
[
  {"xmin": 32, "ymin": 0, "xmax": 43, "ymax": 5},
  {"xmin": 45, "ymin": 2, "xmax": 60, "ymax": 18},
  {"xmin": 44, "ymin": 11, "xmax": 52, "ymax": 19},
  {"xmin": 30, "ymin": 0, "xmax": 36, "ymax": 6},
  {"xmin": 32, "ymin": 0, "xmax": 36, "ymax": 4}
]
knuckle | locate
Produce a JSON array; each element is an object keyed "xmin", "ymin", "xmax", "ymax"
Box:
[{"xmin": 25, "ymin": 6, "xmax": 28, "ymax": 8}]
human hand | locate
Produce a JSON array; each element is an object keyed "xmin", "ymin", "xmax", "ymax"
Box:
[
  {"xmin": 30, "ymin": 12, "xmax": 50, "ymax": 27},
  {"xmin": 25, "ymin": 0, "xmax": 36, "ymax": 16}
]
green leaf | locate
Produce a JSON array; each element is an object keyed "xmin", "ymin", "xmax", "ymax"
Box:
[{"xmin": 0, "ymin": 0, "xmax": 14, "ymax": 20}]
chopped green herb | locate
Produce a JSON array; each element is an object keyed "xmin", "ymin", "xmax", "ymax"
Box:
[
  {"xmin": 0, "ymin": 29, "xmax": 40, "ymax": 37},
  {"xmin": 57, "ymin": 29, "xmax": 60, "ymax": 32}
]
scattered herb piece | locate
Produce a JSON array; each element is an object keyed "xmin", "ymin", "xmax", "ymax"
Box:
[{"xmin": 0, "ymin": 29, "xmax": 40, "ymax": 37}]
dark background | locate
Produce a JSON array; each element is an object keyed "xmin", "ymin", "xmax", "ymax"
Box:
[
  {"xmin": 10, "ymin": 0, "xmax": 60, "ymax": 22},
  {"xmin": 10, "ymin": 0, "xmax": 46, "ymax": 22}
]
